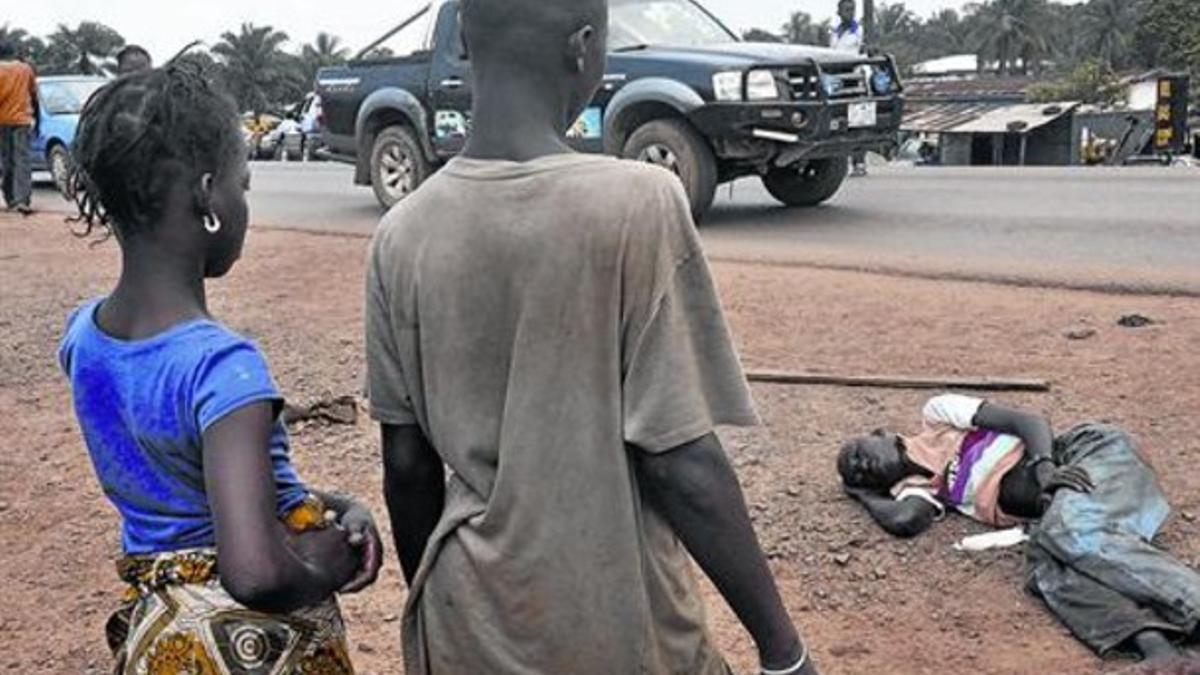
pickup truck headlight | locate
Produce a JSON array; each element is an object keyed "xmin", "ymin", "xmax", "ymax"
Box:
[
  {"xmin": 746, "ymin": 69, "xmax": 781, "ymax": 101},
  {"xmin": 871, "ymin": 69, "xmax": 894, "ymax": 95},
  {"xmin": 712, "ymin": 71, "xmax": 743, "ymax": 102}
]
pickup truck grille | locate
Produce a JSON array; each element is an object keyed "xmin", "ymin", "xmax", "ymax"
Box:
[{"xmin": 787, "ymin": 68, "xmax": 870, "ymax": 101}]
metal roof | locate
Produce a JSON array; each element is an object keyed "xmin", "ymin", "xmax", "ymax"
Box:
[
  {"xmin": 903, "ymin": 100, "xmax": 1081, "ymax": 134},
  {"xmin": 901, "ymin": 102, "xmax": 1010, "ymax": 133},
  {"xmin": 950, "ymin": 101, "xmax": 1081, "ymax": 134}
]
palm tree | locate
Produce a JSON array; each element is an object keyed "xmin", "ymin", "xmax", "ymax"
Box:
[
  {"xmin": 44, "ymin": 22, "xmax": 125, "ymax": 75},
  {"xmin": 1082, "ymin": 0, "xmax": 1142, "ymax": 70},
  {"xmin": 0, "ymin": 24, "xmax": 43, "ymax": 60},
  {"xmin": 921, "ymin": 9, "xmax": 972, "ymax": 55},
  {"xmin": 781, "ymin": 11, "xmax": 819, "ymax": 45},
  {"xmin": 213, "ymin": 23, "xmax": 291, "ymax": 113},
  {"xmin": 967, "ymin": 0, "xmax": 1050, "ymax": 75},
  {"xmin": 300, "ymin": 32, "xmax": 350, "ymax": 83},
  {"xmin": 742, "ymin": 28, "xmax": 782, "ymax": 43},
  {"xmin": 863, "ymin": 0, "xmax": 877, "ymax": 50}
]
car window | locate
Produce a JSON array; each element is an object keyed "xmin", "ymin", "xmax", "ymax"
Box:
[
  {"xmin": 39, "ymin": 80, "xmax": 107, "ymax": 116},
  {"xmin": 610, "ymin": 0, "xmax": 737, "ymax": 51}
]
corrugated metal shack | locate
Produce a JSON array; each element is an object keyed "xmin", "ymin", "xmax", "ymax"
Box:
[{"xmin": 901, "ymin": 77, "xmax": 1159, "ymax": 166}]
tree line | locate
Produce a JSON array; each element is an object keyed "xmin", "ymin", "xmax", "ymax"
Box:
[
  {"xmin": 0, "ymin": 21, "xmax": 352, "ymax": 114},
  {"xmin": 750, "ymin": 0, "xmax": 1198, "ymax": 88},
  {"xmin": 3, "ymin": 0, "xmax": 1198, "ymax": 113}
]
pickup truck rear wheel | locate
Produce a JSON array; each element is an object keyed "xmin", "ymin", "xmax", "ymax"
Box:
[
  {"xmin": 762, "ymin": 157, "xmax": 849, "ymax": 208},
  {"xmin": 622, "ymin": 119, "xmax": 718, "ymax": 222},
  {"xmin": 370, "ymin": 126, "xmax": 430, "ymax": 209}
]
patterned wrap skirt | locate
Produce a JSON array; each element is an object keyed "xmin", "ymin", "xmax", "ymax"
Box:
[{"xmin": 106, "ymin": 496, "xmax": 355, "ymax": 674}]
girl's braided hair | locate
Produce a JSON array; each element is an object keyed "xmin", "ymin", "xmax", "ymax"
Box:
[{"xmin": 70, "ymin": 64, "xmax": 243, "ymax": 239}]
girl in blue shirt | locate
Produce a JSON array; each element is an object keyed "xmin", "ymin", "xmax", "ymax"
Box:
[{"xmin": 59, "ymin": 65, "xmax": 380, "ymax": 673}]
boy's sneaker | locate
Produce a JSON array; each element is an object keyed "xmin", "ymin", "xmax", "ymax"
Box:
[{"xmin": 15, "ymin": 205, "xmax": 34, "ymax": 216}]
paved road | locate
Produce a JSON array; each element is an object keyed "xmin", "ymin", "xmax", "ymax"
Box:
[{"xmin": 33, "ymin": 163, "xmax": 1200, "ymax": 293}]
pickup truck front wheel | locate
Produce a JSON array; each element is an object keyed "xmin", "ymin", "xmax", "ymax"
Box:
[
  {"xmin": 370, "ymin": 126, "xmax": 430, "ymax": 209},
  {"xmin": 623, "ymin": 119, "xmax": 718, "ymax": 222},
  {"xmin": 762, "ymin": 157, "xmax": 849, "ymax": 208}
]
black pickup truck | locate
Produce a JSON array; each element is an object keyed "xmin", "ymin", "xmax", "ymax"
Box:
[{"xmin": 317, "ymin": 0, "xmax": 903, "ymax": 220}]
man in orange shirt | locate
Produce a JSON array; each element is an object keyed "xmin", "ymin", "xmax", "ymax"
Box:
[{"xmin": 0, "ymin": 40, "xmax": 39, "ymax": 215}]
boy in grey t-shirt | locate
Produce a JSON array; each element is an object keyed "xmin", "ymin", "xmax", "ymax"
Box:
[{"xmin": 365, "ymin": 1, "xmax": 818, "ymax": 673}]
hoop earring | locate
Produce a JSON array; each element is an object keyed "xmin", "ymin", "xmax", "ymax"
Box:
[{"xmin": 204, "ymin": 213, "xmax": 222, "ymax": 234}]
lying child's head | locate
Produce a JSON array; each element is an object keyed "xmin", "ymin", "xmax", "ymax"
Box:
[
  {"xmin": 71, "ymin": 65, "xmax": 249, "ymax": 278},
  {"xmin": 837, "ymin": 429, "xmax": 908, "ymax": 491}
]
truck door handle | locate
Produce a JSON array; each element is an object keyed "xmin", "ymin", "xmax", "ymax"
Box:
[{"xmin": 440, "ymin": 77, "xmax": 464, "ymax": 90}]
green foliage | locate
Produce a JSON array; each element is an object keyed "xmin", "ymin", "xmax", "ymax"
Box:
[
  {"xmin": 300, "ymin": 32, "xmax": 351, "ymax": 85},
  {"xmin": 1028, "ymin": 59, "xmax": 1124, "ymax": 104},
  {"xmin": 212, "ymin": 23, "xmax": 303, "ymax": 114},
  {"xmin": 779, "ymin": 11, "xmax": 830, "ymax": 46},
  {"xmin": 742, "ymin": 29, "xmax": 782, "ymax": 44},
  {"xmin": 40, "ymin": 22, "xmax": 126, "ymax": 75},
  {"xmin": 0, "ymin": 24, "xmax": 45, "ymax": 60},
  {"xmin": 1135, "ymin": 0, "xmax": 1200, "ymax": 74}
]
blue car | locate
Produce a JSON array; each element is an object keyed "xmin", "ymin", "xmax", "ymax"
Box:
[{"xmin": 31, "ymin": 76, "xmax": 108, "ymax": 194}]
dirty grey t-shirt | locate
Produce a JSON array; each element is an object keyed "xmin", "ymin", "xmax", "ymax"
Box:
[{"xmin": 365, "ymin": 153, "xmax": 759, "ymax": 675}]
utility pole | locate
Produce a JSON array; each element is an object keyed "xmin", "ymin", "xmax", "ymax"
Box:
[{"xmin": 862, "ymin": 0, "xmax": 876, "ymax": 52}]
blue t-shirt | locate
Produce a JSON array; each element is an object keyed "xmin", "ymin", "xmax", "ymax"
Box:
[{"xmin": 58, "ymin": 299, "xmax": 309, "ymax": 555}]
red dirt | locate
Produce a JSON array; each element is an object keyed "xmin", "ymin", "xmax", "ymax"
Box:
[{"xmin": 3, "ymin": 213, "xmax": 1199, "ymax": 674}]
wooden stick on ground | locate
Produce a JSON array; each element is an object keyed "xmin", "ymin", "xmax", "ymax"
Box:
[{"xmin": 745, "ymin": 370, "xmax": 1051, "ymax": 392}]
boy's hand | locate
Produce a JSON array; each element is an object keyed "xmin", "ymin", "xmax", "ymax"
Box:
[
  {"xmin": 324, "ymin": 500, "xmax": 384, "ymax": 593},
  {"xmin": 1036, "ymin": 463, "xmax": 1094, "ymax": 496}
]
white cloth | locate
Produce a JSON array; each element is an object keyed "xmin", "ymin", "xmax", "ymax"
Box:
[
  {"xmin": 922, "ymin": 394, "xmax": 985, "ymax": 431},
  {"xmin": 829, "ymin": 21, "xmax": 863, "ymax": 54}
]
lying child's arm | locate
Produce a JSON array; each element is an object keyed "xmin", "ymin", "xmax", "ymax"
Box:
[
  {"xmin": 204, "ymin": 401, "xmax": 359, "ymax": 613},
  {"xmin": 845, "ymin": 487, "xmax": 940, "ymax": 538}
]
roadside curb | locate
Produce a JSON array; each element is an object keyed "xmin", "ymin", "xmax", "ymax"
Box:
[
  {"xmin": 705, "ymin": 255, "xmax": 1200, "ymax": 299},
  {"xmin": 250, "ymin": 222, "xmax": 1200, "ymax": 300}
]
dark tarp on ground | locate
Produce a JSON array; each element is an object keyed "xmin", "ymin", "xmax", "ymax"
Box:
[{"xmin": 1026, "ymin": 424, "xmax": 1200, "ymax": 655}]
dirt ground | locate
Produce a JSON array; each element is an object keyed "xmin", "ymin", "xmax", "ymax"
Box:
[{"xmin": 3, "ymin": 212, "xmax": 1199, "ymax": 675}]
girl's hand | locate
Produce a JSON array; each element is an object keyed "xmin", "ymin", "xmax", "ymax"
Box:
[
  {"xmin": 324, "ymin": 499, "xmax": 384, "ymax": 593},
  {"xmin": 287, "ymin": 525, "xmax": 360, "ymax": 589}
]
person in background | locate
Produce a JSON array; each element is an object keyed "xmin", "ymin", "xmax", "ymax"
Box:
[
  {"xmin": 115, "ymin": 45, "xmax": 153, "ymax": 75},
  {"xmin": 60, "ymin": 66, "xmax": 381, "ymax": 673},
  {"xmin": 366, "ymin": 0, "xmax": 818, "ymax": 673},
  {"xmin": 0, "ymin": 39, "xmax": 38, "ymax": 215},
  {"xmin": 838, "ymin": 394, "xmax": 1200, "ymax": 670},
  {"xmin": 829, "ymin": 0, "xmax": 868, "ymax": 177}
]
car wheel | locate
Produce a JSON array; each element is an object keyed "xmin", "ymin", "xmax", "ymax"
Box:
[
  {"xmin": 762, "ymin": 157, "xmax": 849, "ymax": 207},
  {"xmin": 622, "ymin": 118, "xmax": 718, "ymax": 222},
  {"xmin": 48, "ymin": 144, "xmax": 73, "ymax": 198},
  {"xmin": 370, "ymin": 126, "xmax": 431, "ymax": 210}
]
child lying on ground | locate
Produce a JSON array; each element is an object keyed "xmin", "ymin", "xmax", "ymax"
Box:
[
  {"xmin": 837, "ymin": 394, "xmax": 1200, "ymax": 670},
  {"xmin": 59, "ymin": 65, "xmax": 381, "ymax": 673}
]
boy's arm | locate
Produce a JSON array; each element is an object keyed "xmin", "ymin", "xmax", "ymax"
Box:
[
  {"xmin": 971, "ymin": 403, "xmax": 1093, "ymax": 495},
  {"xmin": 634, "ymin": 433, "xmax": 816, "ymax": 674},
  {"xmin": 844, "ymin": 487, "xmax": 939, "ymax": 538},
  {"xmin": 381, "ymin": 423, "xmax": 445, "ymax": 585},
  {"xmin": 203, "ymin": 402, "xmax": 358, "ymax": 613}
]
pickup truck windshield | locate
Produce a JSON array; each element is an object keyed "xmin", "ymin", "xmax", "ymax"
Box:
[{"xmin": 610, "ymin": 0, "xmax": 737, "ymax": 51}]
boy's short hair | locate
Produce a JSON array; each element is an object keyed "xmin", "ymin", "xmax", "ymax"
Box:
[{"xmin": 116, "ymin": 45, "xmax": 153, "ymax": 68}]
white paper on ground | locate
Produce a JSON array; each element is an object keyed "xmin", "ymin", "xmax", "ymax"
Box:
[{"xmin": 953, "ymin": 527, "xmax": 1029, "ymax": 552}]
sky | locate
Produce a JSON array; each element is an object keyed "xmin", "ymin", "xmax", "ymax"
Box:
[{"xmin": 17, "ymin": 0, "xmax": 1050, "ymax": 63}]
